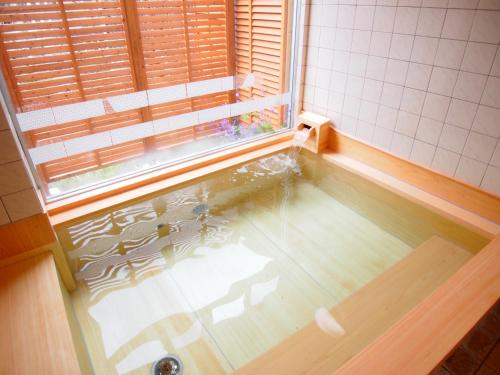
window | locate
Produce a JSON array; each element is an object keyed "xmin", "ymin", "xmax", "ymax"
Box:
[{"xmin": 0, "ymin": 0, "xmax": 296, "ymax": 200}]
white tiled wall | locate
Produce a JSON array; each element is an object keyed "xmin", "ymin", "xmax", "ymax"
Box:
[
  {"xmin": 302, "ymin": 0, "xmax": 500, "ymax": 195},
  {"xmin": 0, "ymin": 104, "xmax": 42, "ymax": 225}
]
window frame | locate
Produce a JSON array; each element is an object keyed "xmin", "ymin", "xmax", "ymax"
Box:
[{"xmin": 0, "ymin": 0, "xmax": 303, "ymax": 206}]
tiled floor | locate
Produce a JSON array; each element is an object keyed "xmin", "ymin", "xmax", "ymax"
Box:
[{"xmin": 433, "ymin": 300, "xmax": 500, "ymax": 375}]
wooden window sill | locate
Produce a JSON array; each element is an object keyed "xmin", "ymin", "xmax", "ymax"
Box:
[{"xmin": 47, "ymin": 132, "xmax": 293, "ymax": 228}]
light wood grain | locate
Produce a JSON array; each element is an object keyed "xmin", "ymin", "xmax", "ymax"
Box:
[
  {"xmin": 0, "ymin": 212, "xmax": 76, "ymax": 290},
  {"xmin": 329, "ymin": 130, "xmax": 500, "ymax": 224},
  {"xmin": 236, "ymin": 236, "xmax": 473, "ymax": 374},
  {"xmin": 0, "ymin": 253, "xmax": 81, "ymax": 375},
  {"xmin": 0, "ymin": 213, "xmax": 55, "ymax": 259},
  {"xmin": 321, "ymin": 153, "xmax": 498, "ymax": 246},
  {"xmin": 337, "ymin": 236, "xmax": 500, "ymax": 375}
]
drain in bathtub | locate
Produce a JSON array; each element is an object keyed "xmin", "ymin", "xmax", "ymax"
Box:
[
  {"xmin": 152, "ymin": 355, "xmax": 183, "ymax": 375},
  {"xmin": 192, "ymin": 203, "xmax": 209, "ymax": 215}
]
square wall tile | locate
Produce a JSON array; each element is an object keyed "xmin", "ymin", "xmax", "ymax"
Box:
[
  {"xmin": 351, "ymin": 30, "xmax": 372, "ymax": 54},
  {"xmin": 422, "ymin": 92, "xmax": 451, "ymax": 121},
  {"xmin": 453, "ymin": 72, "xmax": 488, "ymax": 103},
  {"xmin": 377, "ymin": 105, "xmax": 399, "ymax": 130},
  {"xmin": 400, "ymin": 87, "xmax": 426, "ymax": 114},
  {"xmin": 389, "ymin": 34, "xmax": 414, "ymax": 60},
  {"xmin": 328, "ymin": 92, "xmax": 345, "ymax": 113},
  {"xmin": 470, "ymin": 10, "xmax": 500, "ymax": 44},
  {"xmin": 406, "ymin": 63, "xmax": 432, "ymax": 91},
  {"xmin": 330, "ymin": 71, "xmax": 348, "ymax": 93},
  {"xmin": 411, "ymin": 36, "xmax": 439, "ymax": 65},
  {"xmin": 461, "ymin": 42, "xmax": 497, "ymax": 75},
  {"xmin": 346, "ymin": 74, "xmax": 365, "ymax": 97},
  {"xmin": 416, "ymin": 116, "xmax": 444, "ymax": 145},
  {"xmin": 315, "ymin": 68, "xmax": 332, "ymax": 89},
  {"xmin": 434, "ymin": 39, "xmax": 466, "ymax": 69},
  {"xmin": 373, "ymin": 6, "xmax": 396, "ymax": 32},
  {"xmin": 356, "ymin": 120, "xmax": 376, "ymax": 142},
  {"xmin": 385, "ymin": 59, "xmax": 409, "ymax": 85},
  {"xmin": 394, "ymin": 7, "xmax": 419, "ymax": 34},
  {"xmin": 416, "ymin": 8, "xmax": 445, "ymax": 37},
  {"xmin": 396, "ymin": 110, "xmax": 420, "ymax": 137},
  {"xmin": 446, "ymin": 99, "xmax": 478, "ymax": 129},
  {"xmin": 2, "ymin": 188, "xmax": 42, "ymax": 222},
  {"xmin": 462, "ymin": 131, "xmax": 497, "ymax": 162},
  {"xmin": 438, "ymin": 124, "xmax": 468, "ymax": 152},
  {"xmin": 337, "ymin": 5, "xmax": 356, "ymax": 28},
  {"xmin": 349, "ymin": 53, "xmax": 369, "ymax": 76},
  {"xmin": 354, "ymin": 6, "xmax": 375, "ymax": 30},
  {"xmin": 366, "ymin": 56, "xmax": 388, "ymax": 80},
  {"xmin": 380, "ymin": 82, "xmax": 404, "ymax": 108},
  {"xmin": 410, "ymin": 140, "xmax": 436, "ymax": 166},
  {"xmin": 333, "ymin": 51, "xmax": 350, "ymax": 72},
  {"xmin": 441, "ymin": 9, "xmax": 475, "ymax": 40},
  {"xmin": 428, "ymin": 67, "xmax": 458, "ymax": 96},
  {"xmin": 319, "ymin": 27, "xmax": 336, "ymax": 49},
  {"xmin": 362, "ymin": 78, "xmax": 383, "ymax": 102},
  {"xmin": 0, "ymin": 161, "xmax": 32, "ymax": 196},
  {"xmin": 455, "ymin": 156, "xmax": 487, "ymax": 185},
  {"xmin": 391, "ymin": 132, "xmax": 414, "ymax": 158},
  {"xmin": 343, "ymin": 96, "xmax": 361, "ymax": 117},
  {"xmin": 341, "ymin": 115, "xmax": 358, "ymax": 135},
  {"xmin": 372, "ymin": 126, "xmax": 394, "ymax": 150},
  {"xmin": 370, "ymin": 32, "xmax": 392, "ymax": 57},
  {"xmin": 317, "ymin": 48, "xmax": 335, "ymax": 69},
  {"xmin": 359, "ymin": 100, "xmax": 379, "ymax": 123},
  {"xmin": 432, "ymin": 147, "xmax": 460, "ymax": 176},
  {"xmin": 335, "ymin": 29, "xmax": 353, "ymax": 51},
  {"xmin": 472, "ymin": 105, "xmax": 500, "ymax": 138}
]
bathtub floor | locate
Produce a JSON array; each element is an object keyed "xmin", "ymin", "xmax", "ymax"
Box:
[
  {"xmin": 61, "ymin": 152, "xmax": 479, "ymax": 375},
  {"xmin": 68, "ymin": 179, "xmax": 415, "ymax": 375}
]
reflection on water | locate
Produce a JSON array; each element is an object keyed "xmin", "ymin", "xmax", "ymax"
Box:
[{"xmin": 89, "ymin": 241, "xmax": 271, "ymax": 358}]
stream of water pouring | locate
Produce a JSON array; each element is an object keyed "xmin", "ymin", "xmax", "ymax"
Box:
[{"xmin": 279, "ymin": 127, "xmax": 311, "ymax": 248}]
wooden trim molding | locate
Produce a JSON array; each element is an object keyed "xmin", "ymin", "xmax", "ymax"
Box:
[
  {"xmin": 336, "ymin": 236, "xmax": 500, "ymax": 374},
  {"xmin": 329, "ymin": 130, "xmax": 500, "ymax": 224},
  {"xmin": 322, "ymin": 153, "xmax": 500, "ymax": 240}
]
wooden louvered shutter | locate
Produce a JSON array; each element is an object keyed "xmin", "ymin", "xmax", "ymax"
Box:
[
  {"xmin": 0, "ymin": 0, "xmax": 289, "ymax": 188},
  {"xmin": 0, "ymin": 1, "xmax": 145, "ymax": 183},
  {"xmin": 234, "ymin": 0, "xmax": 288, "ymax": 127},
  {"xmin": 135, "ymin": 0, "xmax": 234, "ymax": 148}
]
